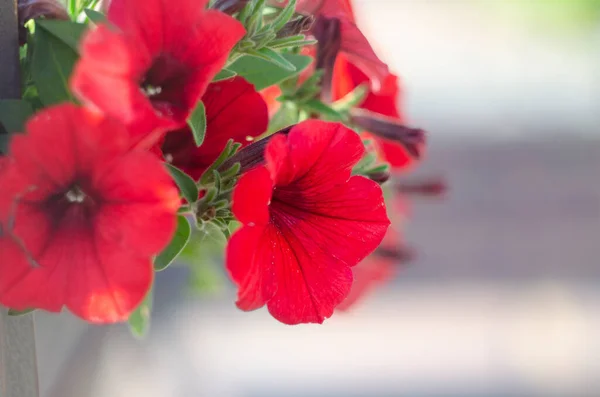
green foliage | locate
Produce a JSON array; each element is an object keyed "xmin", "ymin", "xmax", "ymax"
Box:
[
  {"xmin": 301, "ymin": 99, "xmax": 343, "ymax": 121},
  {"xmin": 154, "ymin": 216, "xmax": 192, "ymax": 271},
  {"xmin": 166, "ymin": 164, "xmax": 200, "ymax": 205},
  {"xmin": 246, "ymin": 47, "xmax": 296, "ymax": 71},
  {"xmin": 84, "ymin": 9, "xmax": 106, "ymax": 24},
  {"xmin": 230, "ymin": 0, "xmax": 313, "ymax": 69},
  {"xmin": 228, "ymin": 53, "xmax": 312, "ymax": 90},
  {"xmin": 352, "ymin": 147, "xmax": 390, "ymax": 183},
  {"xmin": 188, "ymin": 101, "xmax": 207, "ymax": 147},
  {"xmin": 195, "ymin": 140, "xmax": 242, "ymax": 239},
  {"xmin": 212, "ymin": 69, "xmax": 237, "ymax": 82},
  {"xmin": 35, "ymin": 20, "xmax": 86, "ymax": 52},
  {"xmin": 0, "ymin": 100, "xmax": 34, "ymax": 134},
  {"xmin": 331, "ymin": 84, "xmax": 369, "ymax": 113},
  {"xmin": 267, "ymin": 101, "xmax": 298, "ymax": 133},
  {"xmin": 31, "ymin": 21, "xmax": 84, "ymax": 105}
]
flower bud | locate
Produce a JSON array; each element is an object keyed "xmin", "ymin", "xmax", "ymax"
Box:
[
  {"xmin": 396, "ymin": 177, "xmax": 447, "ymax": 197},
  {"xmin": 221, "ymin": 126, "xmax": 293, "ymax": 174},
  {"xmin": 350, "ymin": 108, "xmax": 426, "ymax": 159}
]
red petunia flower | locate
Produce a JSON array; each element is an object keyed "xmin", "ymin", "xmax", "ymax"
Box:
[
  {"xmin": 295, "ymin": 0, "xmax": 389, "ymax": 88},
  {"xmin": 0, "ymin": 104, "xmax": 180, "ymax": 323},
  {"xmin": 226, "ymin": 120, "xmax": 390, "ymax": 324},
  {"xmin": 159, "ymin": 77, "xmax": 268, "ymax": 181},
  {"xmin": 333, "ymin": 53, "xmax": 423, "ymax": 170},
  {"xmin": 71, "ymin": 0, "xmax": 245, "ymax": 143}
]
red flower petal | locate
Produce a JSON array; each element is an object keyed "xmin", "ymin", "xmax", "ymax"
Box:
[
  {"xmin": 333, "ymin": 54, "xmax": 402, "ymax": 120},
  {"xmin": 231, "ymin": 166, "xmax": 272, "ymax": 226},
  {"xmin": 338, "ymin": 20, "xmax": 389, "ymax": 90},
  {"xmin": 272, "ymin": 0, "xmax": 388, "ymax": 86},
  {"xmin": 378, "ymin": 138, "xmax": 414, "ymax": 169},
  {"xmin": 0, "ymin": 104, "xmax": 180, "ymax": 323},
  {"xmin": 64, "ymin": 233, "xmax": 154, "ymax": 323},
  {"xmin": 71, "ymin": 25, "xmax": 161, "ymax": 134},
  {"xmin": 298, "ymin": 0, "xmax": 389, "ymax": 87},
  {"xmin": 227, "ymin": 120, "xmax": 390, "ymax": 324},
  {"xmin": 71, "ymin": 0, "xmax": 245, "ymax": 138},
  {"xmin": 265, "ymin": 120, "xmax": 364, "ymax": 186},
  {"xmin": 161, "ymin": 77, "xmax": 268, "ymax": 180},
  {"xmin": 264, "ymin": 221, "xmax": 354, "ymax": 324}
]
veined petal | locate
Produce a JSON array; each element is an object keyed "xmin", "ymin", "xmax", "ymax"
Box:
[{"xmin": 227, "ymin": 120, "xmax": 390, "ymax": 324}]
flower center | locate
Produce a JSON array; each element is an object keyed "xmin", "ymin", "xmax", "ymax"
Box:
[
  {"xmin": 142, "ymin": 84, "xmax": 163, "ymax": 98},
  {"xmin": 65, "ymin": 185, "xmax": 87, "ymax": 203},
  {"xmin": 140, "ymin": 53, "xmax": 189, "ymax": 117},
  {"xmin": 43, "ymin": 184, "xmax": 98, "ymax": 226}
]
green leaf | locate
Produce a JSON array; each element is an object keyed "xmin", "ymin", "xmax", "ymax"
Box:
[
  {"xmin": 269, "ymin": 0, "xmax": 296, "ymax": 32},
  {"xmin": 212, "ymin": 69, "xmax": 237, "ymax": 82},
  {"xmin": 165, "ymin": 164, "xmax": 199, "ymax": 203},
  {"xmin": 0, "ymin": 100, "xmax": 34, "ymax": 134},
  {"xmin": 199, "ymin": 221, "xmax": 228, "ymax": 248},
  {"xmin": 228, "ymin": 53, "xmax": 311, "ymax": 91},
  {"xmin": 7, "ymin": 308, "xmax": 36, "ymax": 316},
  {"xmin": 302, "ymin": 99, "xmax": 343, "ymax": 121},
  {"xmin": 128, "ymin": 285, "xmax": 154, "ymax": 339},
  {"xmin": 199, "ymin": 139, "xmax": 239, "ymax": 185},
  {"xmin": 36, "ymin": 20, "xmax": 86, "ymax": 53},
  {"xmin": 31, "ymin": 24, "xmax": 79, "ymax": 105},
  {"xmin": 269, "ymin": 36, "xmax": 317, "ymax": 50},
  {"xmin": 267, "ymin": 101, "xmax": 298, "ymax": 133},
  {"xmin": 84, "ymin": 9, "xmax": 107, "ymax": 24},
  {"xmin": 154, "ymin": 215, "xmax": 192, "ymax": 271},
  {"xmin": 187, "ymin": 102, "xmax": 206, "ymax": 147},
  {"xmin": 332, "ymin": 83, "xmax": 369, "ymax": 112},
  {"xmin": 246, "ymin": 47, "xmax": 296, "ymax": 71}
]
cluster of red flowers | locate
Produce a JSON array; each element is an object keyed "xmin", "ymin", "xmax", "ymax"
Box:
[{"xmin": 1, "ymin": 0, "xmax": 428, "ymax": 326}]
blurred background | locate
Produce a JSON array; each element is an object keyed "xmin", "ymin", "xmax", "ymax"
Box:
[{"xmin": 35, "ymin": 0, "xmax": 600, "ymax": 396}]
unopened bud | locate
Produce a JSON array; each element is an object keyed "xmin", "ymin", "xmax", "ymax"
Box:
[
  {"xmin": 220, "ymin": 126, "xmax": 293, "ymax": 174},
  {"xmin": 375, "ymin": 245, "xmax": 415, "ymax": 264},
  {"xmin": 396, "ymin": 177, "xmax": 447, "ymax": 197},
  {"xmin": 366, "ymin": 170, "xmax": 391, "ymax": 184},
  {"xmin": 350, "ymin": 108, "xmax": 426, "ymax": 160}
]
